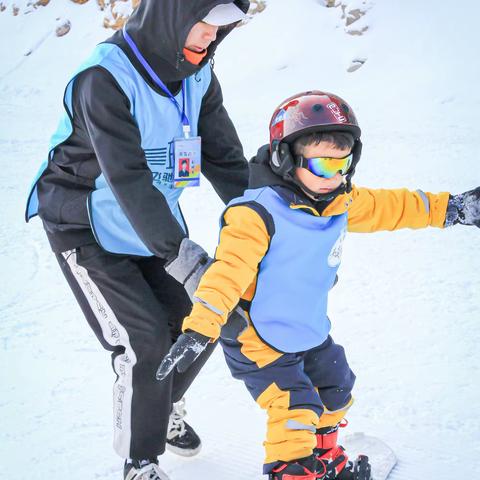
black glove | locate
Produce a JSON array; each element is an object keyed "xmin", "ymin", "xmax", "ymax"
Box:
[
  {"xmin": 156, "ymin": 331, "xmax": 211, "ymax": 381},
  {"xmin": 445, "ymin": 187, "xmax": 480, "ymax": 228},
  {"xmin": 156, "ymin": 308, "xmax": 249, "ymax": 381},
  {"xmin": 166, "ymin": 238, "xmax": 213, "ymax": 299}
]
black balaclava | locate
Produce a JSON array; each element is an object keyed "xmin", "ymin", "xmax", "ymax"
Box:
[{"xmin": 118, "ymin": 0, "xmax": 250, "ymax": 83}]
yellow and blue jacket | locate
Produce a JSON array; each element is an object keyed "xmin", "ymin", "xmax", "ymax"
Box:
[{"xmin": 183, "ymin": 146, "xmax": 450, "ymax": 352}]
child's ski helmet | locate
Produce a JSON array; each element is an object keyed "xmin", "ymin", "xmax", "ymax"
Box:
[{"xmin": 269, "ymin": 91, "xmax": 362, "ymax": 200}]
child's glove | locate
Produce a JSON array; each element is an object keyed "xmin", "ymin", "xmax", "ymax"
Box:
[
  {"xmin": 156, "ymin": 331, "xmax": 211, "ymax": 381},
  {"xmin": 445, "ymin": 187, "xmax": 480, "ymax": 228},
  {"xmin": 156, "ymin": 308, "xmax": 249, "ymax": 381},
  {"xmin": 165, "ymin": 238, "xmax": 213, "ymax": 299}
]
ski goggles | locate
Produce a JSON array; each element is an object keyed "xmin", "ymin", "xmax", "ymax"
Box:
[{"xmin": 299, "ymin": 153, "xmax": 353, "ymax": 179}]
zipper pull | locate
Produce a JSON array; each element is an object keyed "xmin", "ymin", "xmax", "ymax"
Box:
[{"xmin": 176, "ymin": 52, "xmax": 185, "ymax": 70}]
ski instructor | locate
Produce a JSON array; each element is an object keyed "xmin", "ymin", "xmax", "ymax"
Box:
[{"xmin": 25, "ymin": 1, "xmax": 250, "ymax": 479}]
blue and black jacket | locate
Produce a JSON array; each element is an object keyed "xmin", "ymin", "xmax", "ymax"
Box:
[{"xmin": 26, "ymin": 0, "xmax": 250, "ymax": 259}]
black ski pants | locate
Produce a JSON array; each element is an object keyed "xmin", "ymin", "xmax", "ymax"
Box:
[{"xmin": 55, "ymin": 243, "xmax": 216, "ymax": 459}]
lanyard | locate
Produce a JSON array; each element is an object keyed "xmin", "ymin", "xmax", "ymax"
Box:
[{"xmin": 122, "ymin": 27, "xmax": 191, "ymax": 138}]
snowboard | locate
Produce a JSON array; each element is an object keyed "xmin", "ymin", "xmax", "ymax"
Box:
[{"xmin": 342, "ymin": 433, "xmax": 397, "ymax": 480}]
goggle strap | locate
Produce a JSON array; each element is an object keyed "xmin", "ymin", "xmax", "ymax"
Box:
[{"xmin": 295, "ymin": 155, "xmax": 309, "ymax": 169}]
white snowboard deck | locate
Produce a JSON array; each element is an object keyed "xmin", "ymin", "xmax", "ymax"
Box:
[{"xmin": 343, "ymin": 433, "xmax": 396, "ymax": 480}]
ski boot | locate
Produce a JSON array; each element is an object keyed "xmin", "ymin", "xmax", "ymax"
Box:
[
  {"xmin": 124, "ymin": 458, "xmax": 170, "ymax": 480},
  {"xmin": 315, "ymin": 421, "xmax": 371, "ymax": 480},
  {"xmin": 269, "ymin": 454, "xmax": 326, "ymax": 480},
  {"xmin": 166, "ymin": 397, "xmax": 202, "ymax": 457}
]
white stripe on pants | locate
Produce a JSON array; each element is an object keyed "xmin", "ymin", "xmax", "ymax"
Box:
[{"xmin": 62, "ymin": 249, "xmax": 137, "ymax": 458}]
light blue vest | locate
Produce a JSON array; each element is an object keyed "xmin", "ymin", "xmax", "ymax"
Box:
[
  {"xmin": 25, "ymin": 43, "xmax": 212, "ymax": 256},
  {"xmin": 229, "ymin": 187, "xmax": 347, "ymax": 353}
]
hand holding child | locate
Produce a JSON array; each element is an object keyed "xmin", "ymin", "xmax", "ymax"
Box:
[{"xmin": 165, "ymin": 238, "xmax": 212, "ymax": 299}]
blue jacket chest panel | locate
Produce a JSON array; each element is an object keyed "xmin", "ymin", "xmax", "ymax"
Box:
[{"xmin": 228, "ymin": 187, "xmax": 347, "ymax": 352}]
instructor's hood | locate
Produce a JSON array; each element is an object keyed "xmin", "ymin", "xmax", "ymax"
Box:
[{"xmin": 124, "ymin": 0, "xmax": 250, "ymax": 82}]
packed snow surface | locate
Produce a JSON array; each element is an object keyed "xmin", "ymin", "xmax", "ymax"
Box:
[{"xmin": 1, "ymin": 0, "xmax": 479, "ymax": 479}]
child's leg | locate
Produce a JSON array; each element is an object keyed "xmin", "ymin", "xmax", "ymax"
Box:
[
  {"xmin": 220, "ymin": 324, "xmax": 324, "ymax": 474},
  {"xmin": 303, "ymin": 335, "xmax": 356, "ymax": 428},
  {"xmin": 302, "ymin": 335, "xmax": 360, "ymax": 477}
]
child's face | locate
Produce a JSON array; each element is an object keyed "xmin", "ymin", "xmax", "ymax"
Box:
[{"xmin": 295, "ymin": 141, "xmax": 351, "ymax": 198}]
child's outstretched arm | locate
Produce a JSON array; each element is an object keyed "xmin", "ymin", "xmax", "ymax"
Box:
[{"xmin": 344, "ymin": 186, "xmax": 451, "ymax": 232}]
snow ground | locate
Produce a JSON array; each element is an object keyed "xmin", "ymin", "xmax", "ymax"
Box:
[{"xmin": 1, "ymin": 0, "xmax": 479, "ymax": 479}]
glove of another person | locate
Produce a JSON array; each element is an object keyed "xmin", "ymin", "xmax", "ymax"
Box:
[
  {"xmin": 165, "ymin": 238, "xmax": 213, "ymax": 299},
  {"xmin": 165, "ymin": 238, "xmax": 249, "ymax": 337},
  {"xmin": 445, "ymin": 187, "xmax": 480, "ymax": 228}
]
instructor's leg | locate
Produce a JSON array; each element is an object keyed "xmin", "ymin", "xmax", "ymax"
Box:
[{"xmin": 57, "ymin": 245, "xmax": 179, "ymax": 459}]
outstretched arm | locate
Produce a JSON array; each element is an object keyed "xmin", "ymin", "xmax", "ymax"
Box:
[{"xmin": 346, "ymin": 186, "xmax": 450, "ymax": 233}]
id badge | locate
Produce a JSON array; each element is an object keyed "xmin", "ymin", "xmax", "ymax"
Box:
[{"xmin": 173, "ymin": 136, "xmax": 201, "ymax": 188}]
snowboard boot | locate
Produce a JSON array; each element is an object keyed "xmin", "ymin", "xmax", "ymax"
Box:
[
  {"xmin": 124, "ymin": 458, "xmax": 170, "ymax": 480},
  {"xmin": 315, "ymin": 422, "xmax": 371, "ymax": 480},
  {"xmin": 165, "ymin": 397, "xmax": 202, "ymax": 457},
  {"xmin": 268, "ymin": 454, "xmax": 326, "ymax": 480}
]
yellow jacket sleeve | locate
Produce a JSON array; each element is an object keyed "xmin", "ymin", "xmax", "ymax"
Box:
[
  {"xmin": 182, "ymin": 205, "xmax": 271, "ymax": 340},
  {"xmin": 345, "ymin": 186, "xmax": 450, "ymax": 233}
]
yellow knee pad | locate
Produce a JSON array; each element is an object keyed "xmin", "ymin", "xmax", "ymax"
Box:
[
  {"xmin": 317, "ymin": 397, "xmax": 354, "ymax": 428},
  {"xmin": 258, "ymin": 383, "xmax": 319, "ymax": 464}
]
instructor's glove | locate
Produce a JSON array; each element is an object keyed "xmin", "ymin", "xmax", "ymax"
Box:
[
  {"xmin": 445, "ymin": 187, "xmax": 480, "ymax": 228},
  {"xmin": 166, "ymin": 238, "xmax": 213, "ymax": 299},
  {"xmin": 156, "ymin": 331, "xmax": 211, "ymax": 381}
]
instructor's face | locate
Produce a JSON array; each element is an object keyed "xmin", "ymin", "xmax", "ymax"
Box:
[{"xmin": 185, "ymin": 21, "xmax": 219, "ymax": 52}]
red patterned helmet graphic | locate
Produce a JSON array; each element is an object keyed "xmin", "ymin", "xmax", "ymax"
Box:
[{"xmin": 269, "ymin": 91, "xmax": 361, "ymax": 147}]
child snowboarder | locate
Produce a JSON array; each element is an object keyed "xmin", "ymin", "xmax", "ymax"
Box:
[{"xmin": 157, "ymin": 91, "xmax": 480, "ymax": 479}]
